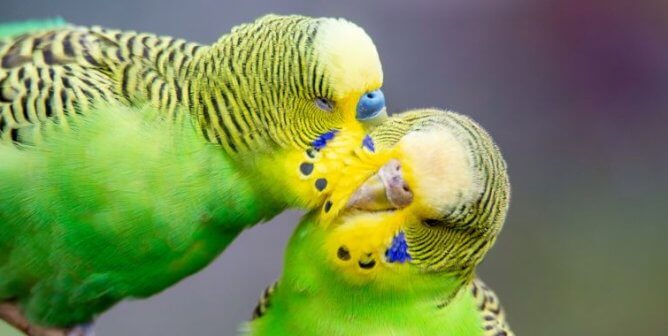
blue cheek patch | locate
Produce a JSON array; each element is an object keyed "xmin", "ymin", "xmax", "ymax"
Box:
[
  {"xmin": 312, "ymin": 130, "xmax": 339, "ymax": 150},
  {"xmin": 385, "ymin": 232, "xmax": 411, "ymax": 263},
  {"xmin": 362, "ymin": 135, "xmax": 375, "ymax": 152}
]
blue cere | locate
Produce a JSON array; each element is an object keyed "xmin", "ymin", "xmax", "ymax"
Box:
[
  {"xmin": 312, "ymin": 130, "xmax": 338, "ymax": 150},
  {"xmin": 356, "ymin": 89, "xmax": 385, "ymax": 120},
  {"xmin": 362, "ymin": 135, "xmax": 375, "ymax": 152},
  {"xmin": 385, "ymin": 232, "xmax": 411, "ymax": 263}
]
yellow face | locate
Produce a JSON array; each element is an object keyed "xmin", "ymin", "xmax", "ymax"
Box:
[
  {"xmin": 320, "ymin": 116, "xmax": 494, "ymax": 286},
  {"xmin": 324, "ymin": 211, "xmax": 414, "ymax": 287}
]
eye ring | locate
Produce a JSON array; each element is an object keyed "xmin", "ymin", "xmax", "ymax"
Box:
[
  {"xmin": 315, "ymin": 97, "xmax": 334, "ymax": 112},
  {"xmin": 423, "ymin": 219, "xmax": 441, "ymax": 228}
]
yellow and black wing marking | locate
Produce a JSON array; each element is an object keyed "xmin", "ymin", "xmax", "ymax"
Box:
[
  {"xmin": 251, "ymin": 281, "xmax": 278, "ymax": 320},
  {"xmin": 0, "ymin": 24, "xmax": 203, "ymax": 145},
  {"xmin": 471, "ymin": 278, "xmax": 514, "ymax": 336},
  {"xmin": 0, "ymin": 26, "xmax": 122, "ymax": 144}
]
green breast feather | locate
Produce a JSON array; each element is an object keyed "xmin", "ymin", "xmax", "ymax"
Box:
[{"xmin": 0, "ymin": 104, "xmax": 276, "ymax": 327}]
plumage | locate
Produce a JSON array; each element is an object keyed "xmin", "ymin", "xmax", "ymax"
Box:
[
  {"xmin": 0, "ymin": 14, "xmax": 396, "ymax": 332},
  {"xmin": 246, "ymin": 109, "xmax": 513, "ymax": 335}
]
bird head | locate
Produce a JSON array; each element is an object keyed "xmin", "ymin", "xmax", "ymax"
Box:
[
  {"xmin": 196, "ymin": 14, "xmax": 398, "ymax": 213},
  {"xmin": 311, "ymin": 109, "xmax": 510, "ymax": 289},
  {"xmin": 199, "ymin": 14, "xmax": 386, "ymax": 148}
]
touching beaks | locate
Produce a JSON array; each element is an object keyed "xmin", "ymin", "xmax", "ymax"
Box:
[{"xmin": 346, "ymin": 159, "xmax": 413, "ymax": 211}]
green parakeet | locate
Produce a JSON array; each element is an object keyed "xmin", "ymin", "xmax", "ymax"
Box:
[
  {"xmin": 246, "ymin": 109, "xmax": 513, "ymax": 336},
  {"xmin": 0, "ymin": 15, "xmax": 404, "ymax": 335}
]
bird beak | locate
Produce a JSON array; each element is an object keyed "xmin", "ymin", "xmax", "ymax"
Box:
[{"xmin": 346, "ymin": 159, "xmax": 413, "ymax": 211}]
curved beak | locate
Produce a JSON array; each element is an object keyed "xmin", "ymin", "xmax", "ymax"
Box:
[{"xmin": 346, "ymin": 159, "xmax": 413, "ymax": 211}]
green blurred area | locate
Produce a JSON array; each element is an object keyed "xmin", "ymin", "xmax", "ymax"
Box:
[
  {"xmin": 0, "ymin": 321, "xmax": 21, "ymax": 336},
  {"xmin": 1, "ymin": 0, "xmax": 666, "ymax": 335}
]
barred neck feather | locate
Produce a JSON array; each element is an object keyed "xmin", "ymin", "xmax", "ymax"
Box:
[
  {"xmin": 185, "ymin": 16, "xmax": 326, "ymax": 155},
  {"xmin": 183, "ymin": 15, "xmax": 383, "ymax": 157}
]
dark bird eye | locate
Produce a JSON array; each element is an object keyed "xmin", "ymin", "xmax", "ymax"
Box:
[
  {"xmin": 315, "ymin": 97, "xmax": 334, "ymax": 112},
  {"xmin": 423, "ymin": 219, "xmax": 441, "ymax": 227}
]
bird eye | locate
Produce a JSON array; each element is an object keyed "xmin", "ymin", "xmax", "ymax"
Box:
[
  {"xmin": 423, "ymin": 219, "xmax": 441, "ymax": 227},
  {"xmin": 315, "ymin": 97, "xmax": 334, "ymax": 112}
]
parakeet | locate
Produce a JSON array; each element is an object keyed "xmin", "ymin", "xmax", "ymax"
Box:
[
  {"xmin": 0, "ymin": 15, "xmax": 404, "ymax": 335},
  {"xmin": 246, "ymin": 109, "xmax": 513, "ymax": 336}
]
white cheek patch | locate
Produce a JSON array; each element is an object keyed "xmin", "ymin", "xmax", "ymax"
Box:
[{"xmin": 398, "ymin": 129, "xmax": 483, "ymax": 218}]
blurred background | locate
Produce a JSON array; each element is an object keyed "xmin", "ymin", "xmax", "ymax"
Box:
[{"xmin": 1, "ymin": 0, "xmax": 667, "ymax": 335}]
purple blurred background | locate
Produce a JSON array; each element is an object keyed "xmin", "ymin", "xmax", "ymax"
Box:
[{"xmin": 2, "ymin": 0, "xmax": 667, "ymax": 335}]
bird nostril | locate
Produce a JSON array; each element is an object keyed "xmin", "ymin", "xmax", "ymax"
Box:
[{"xmin": 366, "ymin": 93, "xmax": 374, "ymax": 99}]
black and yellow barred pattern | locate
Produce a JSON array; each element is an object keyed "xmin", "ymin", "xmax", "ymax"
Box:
[
  {"xmin": 0, "ymin": 15, "xmax": 335, "ymax": 151},
  {"xmin": 251, "ymin": 281, "xmax": 277, "ymax": 320},
  {"xmin": 188, "ymin": 15, "xmax": 336, "ymax": 153},
  {"xmin": 371, "ymin": 110, "xmax": 510, "ymax": 276},
  {"xmin": 471, "ymin": 278, "xmax": 514, "ymax": 336},
  {"xmin": 0, "ymin": 24, "xmax": 202, "ymax": 144}
]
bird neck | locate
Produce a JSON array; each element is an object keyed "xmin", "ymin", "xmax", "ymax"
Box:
[
  {"xmin": 260, "ymin": 217, "xmax": 481, "ymax": 334},
  {"xmin": 289, "ymin": 215, "xmax": 474, "ymax": 306},
  {"xmin": 183, "ymin": 56, "xmax": 273, "ymax": 155}
]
